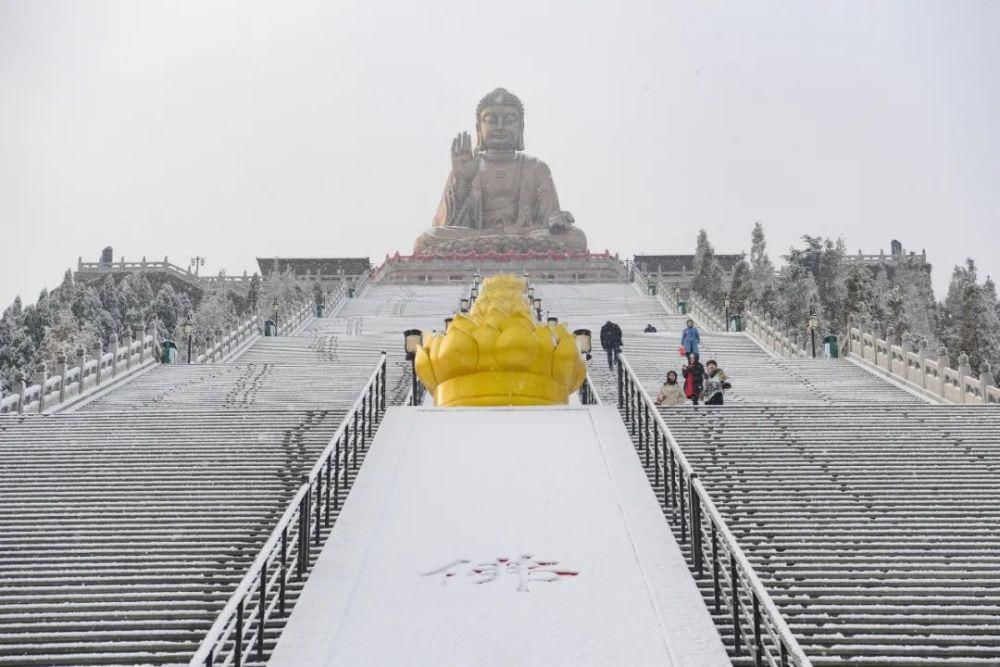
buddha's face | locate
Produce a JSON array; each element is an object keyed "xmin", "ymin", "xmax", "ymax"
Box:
[{"xmin": 478, "ymin": 105, "xmax": 522, "ymax": 150}]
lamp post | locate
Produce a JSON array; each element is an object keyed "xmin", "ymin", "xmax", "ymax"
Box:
[
  {"xmin": 533, "ymin": 298, "xmax": 542, "ymax": 322},
  {"xmin": 470, "ymin": 286, "xmax": 479, "ymax": 302},
  {"xmin": 527, "ymin": 286, "xmax": 535, "ymax": 300},
  {"xmin": 574, "ymin": 329, "xmax": 592, "ymax": 361},
  {"xmin": 725, "ymin": 297, "xmax": 731, "ymax": 332},
  {"xmin": 182, "ymin": 314, "xmax": 194, "ymax": 364},
  {"xmin": 809, "ymin": 312, "xmax": 819, "ymax": 358},
  {"xmin": 473, "ymin": 273, "xmax": 481, "ymax": 287},
  {"xmin": 404, "ymin": 329, "xmax": 423, "ymax": 406},
  {"xmin": 272, "ymin": 297, "xmax": 280, "ymax": 335},
  {"xmin": 459, "ymin": 297, "xmax": 470, "ymax": 314}
]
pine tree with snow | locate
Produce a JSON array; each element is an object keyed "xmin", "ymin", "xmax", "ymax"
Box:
[
  {"xmin": 749, "ymin": 221, "xmax": 776, "ymax": 310},
  {"xmin": 728, "ymin": 260, "xmax": 753, "ymax": 316},
  {"xmin": 691, "ymin": 229, "xmax": 726, "ymax": 309}
]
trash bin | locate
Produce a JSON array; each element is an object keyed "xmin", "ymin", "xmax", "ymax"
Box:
[
  {"xmin": 730, "ymin": 315, "xmax": 743, "ymax": 332},
  {"xmin": 315, "ymin": 304, "xmax": 324, "ymax": 318},
  {"xmin": 824, "ymin": 334, "xmax": 839, "ymax": 358},
  {"xmin": 264, "ymin": 319, "xmax": 277, "ymax": 337},
  {"xmin": 160, "ymin": 340, "xmax": 177, "ymax": 364},
  {"xmin": 648, "ymin": 283, "xmax": 657, "ymax": 296},
  {"xmin": 678, "ymin": 301, "xmax": 688, "ymax": 315}
]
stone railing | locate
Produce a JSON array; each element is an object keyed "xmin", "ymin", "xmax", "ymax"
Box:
[
  {"xmin": 373, "ymin": 250, "xmax": 624, "ymax": 284},
  {"xmin": 844, "ymin": 319, "xmax": 1000, "ymax": 405},
  {"xmin": 77, "ymin": 256, "xmax": 207, "ymax": 289},
  {"xmin": 0, "ymin": 326, "xmax": 158, "ymax": 415},
  {"xmin": 688, "ymin": 295, "xmax": 811, "ymax": 359},
  {"xmin": 686, "ymin": 294, "xmax": 726, "ymax": 332},
  {"xmin": 742, "ymin": 307, "xmax": 809, "ymax": 359},
  {"xmin": 0, "ymin": 298, "xmax": 317, "ymax": 415},
  {"xmin": 187, "ymin": 314, "xmax": 262, "ymax": 364}
]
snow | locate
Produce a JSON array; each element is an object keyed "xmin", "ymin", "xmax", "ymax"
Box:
[{"xmin": 270, "ymin": 405, "xmax": 729, "ymax": 667}]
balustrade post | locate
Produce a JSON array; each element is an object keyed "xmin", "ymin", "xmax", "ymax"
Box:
[
  {"xmin": 123, "ymin": 331, "xmax": 133, "ymax": 371},
  {"xmin": 690, "ymin": 476, "xmax": 702, "ymax": 576},
  {"xmin": 75, "ymin": 347, "xmax": 86, "ymax": 395},
  {"xmin": 711, "ymin": 523, "xmax": 720, "ymax": 613},
  {"xmin": 235, "ymin": 599, "xmax": 244, "ymax": 667},
  {"xmin": 917, "ymin": 338, "xmax": 929, "ymax": 388},
  {"xmin": 32, "ymin": 363, "xmax": 47, "ymax": 413},
  {"xmin": 13, "ymin": 372, "xmax": 25, "ymax": 414},
  {"xmin": 55, "ymin": 353, "xmax": 68, "ymax": 404},
  {"xmin": 146, "ymin": 321, "xmax": 156, "ymax": 361},
  {"xmin": 616, "ymin": 357, "xmax": 623, "ymax": 408},
  {"xmin": 279, "ymin": 527, "xmax": 288, "ymax": 615},
  {"xmin": 111, "ymin": 337, "xmax": 120, "ymax": 377},
  {"xmin": 93, "ymin": 341, "xmax": 104, "ymax": 386},
  {"xmin": 134, "ymin": 327, "xmax": 144, "ymax": 363},
  {"xmin": 980, "ymin": 362, "xmax": 994, "ymax": 402},
  {"xmin": 731, "ymin": 553, "xmax": 741, "ymax": 654},
  {"xmin": 958, "ymin": 352, "xmax": 971, "ymax": 403},
  {"xmin": 753, "ymin": 593, "xmax": 762, "ymax": 666},
  {"xmin": 899, "ymin": 331, "xmax": 912, "ymax": 379},
  {"xmin": 857, "ymin": 318, "xmax": 867, "ymax": 360},
  {"xmin": 937, "ymin": 346, "xmax": 950, "ymax": 400},
  {"xmin": 257, "ymin": 563, "xmax": 267, "ymax": 659}
]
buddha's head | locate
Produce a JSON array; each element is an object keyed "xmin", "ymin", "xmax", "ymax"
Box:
[{"xmin": 476, "ymin": 87, "xmax": 524, "ymax": 152}]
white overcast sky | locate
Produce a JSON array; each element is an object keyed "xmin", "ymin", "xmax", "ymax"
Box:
[{"xmin": 1, "ymin": 0, "xmax": 997, "ymax": 307}]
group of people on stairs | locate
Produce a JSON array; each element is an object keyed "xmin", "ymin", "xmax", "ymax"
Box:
[{"xmin": 599, "ymin": 318, "xmax": 731, "ymax": 407}]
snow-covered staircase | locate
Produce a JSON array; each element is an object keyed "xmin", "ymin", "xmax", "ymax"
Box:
[
  {"xmin": 0, "ymin": 284, "xmax": 465, "ymax": 666},
  {"xmin": 544, "ymin": 281, "xmax": 1000, "ymax": 666},
  {"xmin": 658, "ymin": 404, "xmax": 1000, "ymax": 667}
]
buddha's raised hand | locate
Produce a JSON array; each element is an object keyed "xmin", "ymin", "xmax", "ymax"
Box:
[{"xmin": 450, "ymin": 131, "xmax": 476, "ymax": 181}]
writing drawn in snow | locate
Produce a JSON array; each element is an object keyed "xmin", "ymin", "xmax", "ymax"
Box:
[{"xmin": 421, "ymin": 553, "xmax": 579, "ymax": 592}]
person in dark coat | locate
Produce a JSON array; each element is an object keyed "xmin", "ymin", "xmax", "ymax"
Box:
[
  {"xmin": 682, "ymin": 352, "xmax": 705, "ymax": 405},
  {"xmin": 643, "ymin": 323, "xmax": 657, "ymax": 333},
  {"xmin": 600, "ymin": 320, "xmax": 623, "ymax": 369}
]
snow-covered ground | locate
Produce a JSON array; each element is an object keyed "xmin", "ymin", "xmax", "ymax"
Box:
[{"xmin": 270, "ymin": 405, "xmax": 729, "ymax": 666}]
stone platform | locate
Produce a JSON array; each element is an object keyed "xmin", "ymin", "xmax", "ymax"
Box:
[{"xmin": 372, "ymin": 251, "xmax": 627, "ymax": 284}]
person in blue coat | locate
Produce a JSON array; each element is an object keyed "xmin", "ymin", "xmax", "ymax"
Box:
[{"xmin": 681, "ymin": 319, "xmax": 700, "ymax": 357}]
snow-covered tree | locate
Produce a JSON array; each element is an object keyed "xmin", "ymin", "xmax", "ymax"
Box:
[
  {"xmin": 939, "ymin": 260, "xmax": 1000, "ymax": 379},
  {"xmin": 749, "ymin": 221, "xmax": 776, "ymax": 310},
  {"xmin": 784, "ymin": 235, "xmax": 846, "ymax": 330},
  {"xmin": 728, "ymin": 260, "xmax": 753, "ymax": 316},
  {"xmin": 776, "ymin": 264, "xmax": 818, "ymax": 334},
  {"xmin": 247, "ymin": 273, "xmax": 261, "ymax": 314},
  {"xmin": 691, "ymin": 229, "xmax": 726, "ymax": 308}
]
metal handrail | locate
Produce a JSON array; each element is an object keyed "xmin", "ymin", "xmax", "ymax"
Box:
[
  {"xmin": 617, "ymin": 353, "xmax": 811, "ymax": 667},
  {"xmin": 579, "ymin": 373, "xmax": 601, "ymax": 405},
  {"xmin": 188, "ymin": 352, "xmax": 389, "ymax": 667}
]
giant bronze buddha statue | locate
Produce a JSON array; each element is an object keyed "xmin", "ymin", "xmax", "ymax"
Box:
[{"xmin": 413, "ymin": 88, "xmax": 588, "ymax": 255}]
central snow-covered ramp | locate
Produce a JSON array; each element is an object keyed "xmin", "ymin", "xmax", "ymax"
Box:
[{"xmin": 271, "ymin": 406, "xmax": 728, "ymax": 666}]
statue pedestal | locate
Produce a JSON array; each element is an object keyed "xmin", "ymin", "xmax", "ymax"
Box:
[{"xmin": 373, "ymin": 251, "xmax": 627, "ymax": 285}]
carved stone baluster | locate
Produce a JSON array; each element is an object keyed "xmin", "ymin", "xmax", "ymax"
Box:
[
  {"xmin": 56, "ymin": 353, "xmax": 68, "ymax": 404},
  {"xmin": 937, "ymin": 346, "xmax": 950, "ymax": 401}
]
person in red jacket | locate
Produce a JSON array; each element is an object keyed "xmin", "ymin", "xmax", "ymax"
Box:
[{"xmin": 682, "ymin": 353, "xmax": 705, "ymax": 405}]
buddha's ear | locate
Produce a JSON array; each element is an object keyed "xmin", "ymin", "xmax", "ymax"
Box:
[{"xmin": 475, "ymin": 122, "xmax": 485, "ymax": 153}]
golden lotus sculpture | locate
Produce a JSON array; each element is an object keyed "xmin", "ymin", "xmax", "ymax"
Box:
[{"xmin": 415, "ymin": 275, "xmax": 586, "ymax": 407}]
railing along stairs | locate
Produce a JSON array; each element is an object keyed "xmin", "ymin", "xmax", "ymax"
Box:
[
  {"xmin": 189, "ymin": 353, "xmax": 388, "ymax": 667},
  {"xmin": 615, "ymin": 353, "xmax": 811, "ymax": 667}
]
